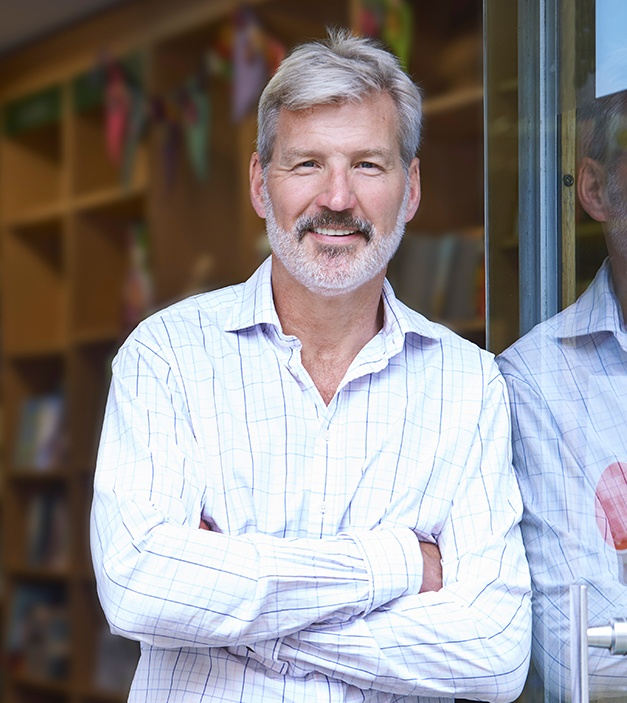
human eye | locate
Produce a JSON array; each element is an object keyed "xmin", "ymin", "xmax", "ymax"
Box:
[
  {"xmin": 288, "ymin": 159, "xmax": 318, "ymax": 173},
  {"xmin": 357, "ymin": 160, "xmax": 383, "ymax": 172}
]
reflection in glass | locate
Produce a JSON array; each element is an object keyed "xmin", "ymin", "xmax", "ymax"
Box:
[{"xmin": 487, "ymin": 0, "xmax": 627, "ymax": 700}]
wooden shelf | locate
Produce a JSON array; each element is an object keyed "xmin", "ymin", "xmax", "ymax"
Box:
[
  {"xmin": 4, "ymin": 202, "xmax": 68, "ymax": 229},
  {"xmin": 423, "ymin": 84, "xmax": 483, "ymax": 115},
  {"xmin": 4, "ymin": 342, "xmax": 68, "ymax": 360},
  {"xmin": 72, "ymin": 327, "xmax": 122, "ymax": 347},
  {"xmin": 6, "ymin": 673, "xmax": 69, "ymax": 698},
  {"xmin": 6, "ymin": 469, "xmax": 69, "ymax": 483},
  {"xmin": 5, "ymin": 565, "xmax": 71, "ymax": 582},
  {"xmin": 445, "ymin": 316, "xmax": 486, "ymax": 333},
  {"xmin": 0, "ymin": 121, "xmax": 65, "ymax": 222},
  {"xmin": 72, "ymin": 184, "xmax": 146, "ymax": 215}
]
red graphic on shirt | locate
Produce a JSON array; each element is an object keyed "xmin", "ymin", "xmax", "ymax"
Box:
[{"xmin": 595, "ymin": 462, "xmax": 627, "ymax": 550}]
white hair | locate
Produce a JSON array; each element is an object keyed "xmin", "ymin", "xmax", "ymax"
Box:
[{"xmin": 257, "ymin": 28, "xmax": 422, "ymax": 171}]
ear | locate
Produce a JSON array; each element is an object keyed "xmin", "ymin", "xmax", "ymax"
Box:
[
  {"xmin": 249, "ymin": 152, "xmax": 267, "ymax": 218},
  {"xmin": 404, "ymin": 157, "xmax": 421, "ymax": 222},
  {"xmin": 577, "ymin": 156, "xmax": 609, "ymax": 222}
]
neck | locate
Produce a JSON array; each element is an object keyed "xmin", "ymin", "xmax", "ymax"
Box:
[
  {"xmin": 271, "ymin": 257, "xmax": 385, "ymax": 403},
  {"xmin": 609, "ymin": 254, "xmax": 627, "ymax": 325}
]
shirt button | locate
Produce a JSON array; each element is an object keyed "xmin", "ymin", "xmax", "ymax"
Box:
[{"xmin": 319, "ymin": 502, "xmax": 328, "ymax": 514}]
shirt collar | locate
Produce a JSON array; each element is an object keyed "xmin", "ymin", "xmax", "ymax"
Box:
[
  {"xmin": 224, "ymin": 257, "xmax": 281, "ymax": 332},
  {"xmin": 380, "ymin": 278, "xmax": 444, "ymax": 341},
  {"xmin": 224, "ymin": 256, "xmax": 443, "ymax": 345},
  {"xmin": 556, "ymin": 258, "xmax": 625, "ymax": 340}
]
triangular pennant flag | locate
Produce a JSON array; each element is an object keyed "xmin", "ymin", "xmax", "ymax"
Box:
[
  {"xmin": 121, "ymin": 85, "xmax": 148, "ymax": 188},
  {"xmin": 105, "ymin": 62, "xmax": 131, "ymax": 165},
  {"xmin": 182, "ymin": 78, "xmax": 211, "ymax": 181},
  {"xmin": 232, "ymin": 7, "xmax": 268, "ymax": 121},
  {"xmin": 358, "ymin": 0, "xmax": 385, "ymax": 37},
  {"xmin": 383, "ymin": 0, "xmax": 413, "ymax": 69}
]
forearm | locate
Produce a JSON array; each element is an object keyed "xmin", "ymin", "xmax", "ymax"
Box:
[
  {"xmin": 247, "ymin": 371, "xmax": 531, "ymax": 700},
  {"xmin": 91, "ymin": 490, "xmax": 422, "ymax": 649},
  {"xmin": 248, "ymin": 541, "xmax": 531, "ymax": 702}
]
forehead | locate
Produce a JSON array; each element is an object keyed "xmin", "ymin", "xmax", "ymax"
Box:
[{"xmin": 273, "ymin": 93, "xmax": 401, "ymax": 155}]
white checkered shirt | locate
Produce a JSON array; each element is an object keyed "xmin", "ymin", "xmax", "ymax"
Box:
[
  {"xmin": 91, "ymin": 257, "xmax": 531, "ymax": 703},
  {"xmin": 498, "ymin": 259, "xmax": 627, "ymax": 700}
]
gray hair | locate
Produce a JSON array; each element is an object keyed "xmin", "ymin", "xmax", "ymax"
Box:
[
  {"xmin": 578, "ymin": 50, "xmax": 627, "ymax": 169},
  {"xmin": 579, "ymin": 92, "xmax": 627, "ymax": 170},
  {"xmin": 256, "ymin": 28, "xmax": 422, "ymax": 171}
]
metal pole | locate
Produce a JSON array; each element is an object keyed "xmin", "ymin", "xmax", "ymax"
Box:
[
  {"xmin": 570, "ymin": 584, "xmax": 590, "ymax": 703},
  {"xmin": 518, "ymin": 0, "xmax": 562, "ymax": 334}
]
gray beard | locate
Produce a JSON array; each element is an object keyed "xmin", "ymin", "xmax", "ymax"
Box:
[
  {"xmin": 262, "ymin": 184, "xmax": 409, "ymax": 296},
  {"xmin": 606, "ymin": 174, "xmax": 627, "ymax": 260}
]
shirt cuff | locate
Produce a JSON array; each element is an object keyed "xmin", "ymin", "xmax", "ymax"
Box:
[{"xmin": 349, "ymin": 527, "xmax": 423, "ymax": 615}]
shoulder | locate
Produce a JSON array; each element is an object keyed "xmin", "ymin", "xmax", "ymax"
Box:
[
  {"xmin": 497, "ymin": 264, "xmax": 616, "ymax": 382},
  {"xmin": 395, "ymin": 301, "xmax": 503, "ymax": 397},
  {"xmin": 114, "ymin": 283, "xmax": 245, "ymax": 369},
  {"xmin": 496, "ymin": 303, "xmax": 572, "ymax": 387}
]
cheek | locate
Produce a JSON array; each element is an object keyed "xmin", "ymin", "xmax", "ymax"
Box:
[
  {"xmin": 359, "ymin": 187, "xmax": 406, "ymax": 229},
  {"xmin": 268, "ymin": 184, "xmax": 316, "ymax": 227}
]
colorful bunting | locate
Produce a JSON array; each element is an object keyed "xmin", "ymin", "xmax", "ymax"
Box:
[
  {"xmin": 121, "ymin": 84, "xmax": 149, "ymax": 187},
  {"xmin": 383, "ymin": 0, "xmax": 413, "ymax": 69},
  {"xmin": 232, "ymin": 6, "xmax": 270, "ymax": 122},
  {"xmin": 105, "ymin": 62, "xmax": 131, "ymax": 165},
  {"xmin": 94, "ymin": 8, "xmax": 285, "ymax": 186},
  {"xmin": 181, "ymin": 77, "xmax": 211, "ymax": 181},
  {"xmin": 358, "ymin": 0, "xmax": 414, "ymax": 68}
]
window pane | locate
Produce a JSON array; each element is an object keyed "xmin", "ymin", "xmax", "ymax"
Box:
[{"xmin": 487, "ymin": 1, "xmax": 627, "ymax": 701}]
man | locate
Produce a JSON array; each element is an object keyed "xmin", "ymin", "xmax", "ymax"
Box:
[
  {"xmin": 497, "ymin": 84, "xmax": 627, "ymax": 700},
  {"xmin": 91, "ymin": 30, "xmax": 531, "ymax": 703}
]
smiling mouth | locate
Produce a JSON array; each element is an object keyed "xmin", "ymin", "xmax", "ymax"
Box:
[
  {"xmin": 298, "ymin": 213, "xmax": 374, "ymax": 243},
  {"xmin": 312, "ymin": 227, "xmax": 359, "ymax": 237}
]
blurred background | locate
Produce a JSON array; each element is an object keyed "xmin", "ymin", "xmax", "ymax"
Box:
[{"xmin": 0, "ymin": 0, "xmax": 485, "ymax": 700}]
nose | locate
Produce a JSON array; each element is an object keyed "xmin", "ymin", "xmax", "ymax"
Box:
[{"xmin": 315, "ymin": 167, "xmax": 357, "ymax": 212}]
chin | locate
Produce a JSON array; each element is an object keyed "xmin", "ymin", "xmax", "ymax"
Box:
[{"xmin": 294, "ymin": 265, "xmax": 385, "ymax": 297}]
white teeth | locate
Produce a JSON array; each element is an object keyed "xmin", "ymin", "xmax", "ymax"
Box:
[{"xmin": 314, "ymin": 227, "xmax": 356, "ymax": 236}]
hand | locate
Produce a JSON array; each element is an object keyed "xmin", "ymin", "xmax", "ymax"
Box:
[
  {"xmin": 419, "ymin": 541, "xmax": 442, "ymax": 593},
  {"xmin": 199, "ymin": 517, "xmax": 222, "ymax": 532}
]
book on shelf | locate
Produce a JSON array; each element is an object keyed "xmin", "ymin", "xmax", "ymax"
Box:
[
  {"xmin": 440, "ymin": 232, "xmax": 484, "ymax": 322},
  {"xmin": 13, "ymin": 392, "xmax": 65, "ymax": 471},
  {"xmin": 6, "ymin": 583, "xmax": 69, "ymax": 680},
  {"xmin": 93, "ymin": 624, "xmax": 139, "ymax": 693},
  {"xmin": 25, "ymin": 491, "xmax": 71, "ymax": 570},
  {"xmin": 121, "ymin": 220, "xmax": 154, "ymax": 333},
  {"xmin": 390, "ymin": 230, "xmax": 484, "ymax": 324}
]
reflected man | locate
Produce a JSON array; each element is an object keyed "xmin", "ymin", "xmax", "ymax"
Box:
[{"xmin": 498, "ymin": 84, "xmax": 627, "ymax": 699}]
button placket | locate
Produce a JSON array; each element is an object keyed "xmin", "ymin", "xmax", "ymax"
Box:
[{"xmin": 306, "ymin": 413, "xmax": 335, "ymax": 535}]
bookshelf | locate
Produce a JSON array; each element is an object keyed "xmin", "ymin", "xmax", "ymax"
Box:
[{"xmin": 0, "ymin": 1, "xmax": 485, "ymax": 701}]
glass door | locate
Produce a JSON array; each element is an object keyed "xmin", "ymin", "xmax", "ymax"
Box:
[{"xmin": 485, "ymin": 1, "xmax": 627, "ymax": 701}]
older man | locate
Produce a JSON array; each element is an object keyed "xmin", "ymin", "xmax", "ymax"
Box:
[
  {"xmin": 91, "ymin": 30, "xmax": 531, "ymax": 703},
  {"xmin": 497, "ymin": 85, "xmax": 627, "ymax": 700}
]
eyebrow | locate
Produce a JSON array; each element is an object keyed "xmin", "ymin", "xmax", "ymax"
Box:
[{"xmin": 280, "ymin": 147, "xmax": 396, "ymax": 163}]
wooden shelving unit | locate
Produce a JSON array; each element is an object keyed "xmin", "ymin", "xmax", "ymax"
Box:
[{"xmin": 0, "ymin": 1, "xmax": 484, "ymax": 700}]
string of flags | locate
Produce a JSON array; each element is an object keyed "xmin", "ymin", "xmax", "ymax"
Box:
[{"xmin": 93, "ymin": 1, "xmax": 412, "ymax": 188}]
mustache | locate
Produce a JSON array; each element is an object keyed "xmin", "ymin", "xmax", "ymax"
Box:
[{"xmin": 295, "ymin": 211, "xmax": 375, "ymax": 243}]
